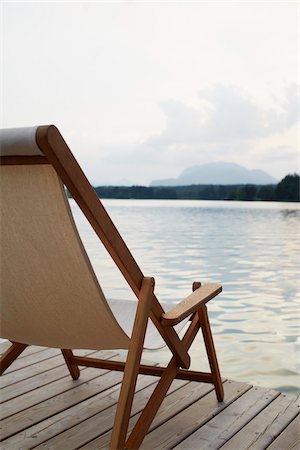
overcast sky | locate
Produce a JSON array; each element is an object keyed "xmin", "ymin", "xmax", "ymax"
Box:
[{"xmin": 1, "ymin": 1, "xmax": 298, "ymax": 185}]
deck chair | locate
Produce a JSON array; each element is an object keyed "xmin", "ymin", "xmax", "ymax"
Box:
[{"xmin": 0, "ymin": 125, "xmax": 224, "ymax": 449}]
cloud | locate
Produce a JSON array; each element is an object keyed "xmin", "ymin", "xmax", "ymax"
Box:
[
  {"xmin": 145, "ymin": 83, "xmax": 298, "ymax": 169},
  {"xmin": 83, "ymin": 84, "xmax": 298, "ymax": 184},
  {"xmin": 258, "ymin": 144, "xmax": 298, "ymax": 163},
  {"xmin": 153, "ymin": 84, "xmax": 299, "ymax": 146}
]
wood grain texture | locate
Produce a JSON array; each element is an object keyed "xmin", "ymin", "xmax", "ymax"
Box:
[
  {"xmin": 1, "ymin": 355, "xmax": 122, "ymax": 440},
  {"xmin": 125, "ymin": 313, "xmax": 203, "ymax": 449},
  {"xmin": 267, "ymin": 415, "xmax": 300, "ymax": 450},
  {"xmin": 110, "ymin": 277, "xmax": 154, "ymax": 449},
  {"xmin": 161, "ymin": 283, "xmax": 222, "ymax": 326},
  {"xmin": 199, "ymin": 304, "xmax": 224, "ymax": 401},
  {"xmin": 0, "ymin": 341, "xmax": 14, "ymax": 354},
  {"xmin": 1, "ymin": 347, "xmax": 298, "ymax": 450},
  {"xmin": 174, "ymin": 386, "xmax": 280, "ymax": 449},
  {"xmin": 1, "ymin": 347, "xmax": 59, "ymax": 375},
  {"xmin": 140, "ymin": 380, "xmax": 251, "ymax": 449},
  {"xmin": 12, "ymin": 376, "xmax": 158, "ymax": 450},
  {"xmin": 72, "ymin": 356, "xmax": 214, "ymax": 382},
  {"xmin": 0, "ymin": 155, "xmax": 49, "ymax": 165},
  {"xmin": 0, "ymin": 349, "xmax": 104, "ymax": 403},
  {"xmin": 0, "ymin": 349, "xmax": 102, "ymax": 389},
  {"xmin": 221, "ymin": 393, "xmax": 300, "ymax": 450},
  {"xmin": 61, "ymin": 349, "xmax": 80, "ymax": 380},
  {"xmin": 79, "ymin": 379, "xmax": 189, "ymax": 450}
]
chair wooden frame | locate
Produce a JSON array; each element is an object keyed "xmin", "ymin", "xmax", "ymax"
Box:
[{"xmin": 0, "ymin": 125, "xmax": 224, "ymax": 449}]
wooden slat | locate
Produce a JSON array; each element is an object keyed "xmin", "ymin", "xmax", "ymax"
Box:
[
  {"xmin": 149, "ymin": 379, "xmax": 216, "ymax": 431},
  {"xmin": 33, "ymin": 378, "xmax": 163, "ymax": 450},
  {"xmin": 1, "ymin": 347, "xmax": 60, "ymax": 374},
  {"xmin": 0, "ymin": 352, "xmax": 65, "ymax": 388},
  {"xmin": 0, "ymin": 348, "xmax": 99, "ymax": 389},
  {"xmin": 221, "ymin": 393, "xmax": 300, "ymax": 450},
  {"xmin": 1, "ymin": 375, "xmax": 158, "ymax": 450},
  {"xmin": 1, "ymin": 363, "xmax": 77, "ymax": 404},
  {"xmin": 82, "ymin": 379, "xmax": 216, "ymax": 449},
  {"xmin": 41, "ymin": 378, "xmax": 189, "ymax": 450},
  {"xmin": 1, "ymin": 344, "xmax": 299, "ymax": 450},
  {"xmin": 1, "ymin": 364, "xmax": 112, "ymax": 421},
  {"xmin": 0, "ymin": 366, "xmax": 123, "ymax": 439},
  {"xmin": 267, "ymin": 415, "xmax": 300, "ymax": 450},
  {"xmin": 174, "ymin": 386, "xmax": 280, "ymax": 449},
  {"xmin": 0, "ymin": 350, "xmax": 116, "ymax": 403},
  {"xmin": 0, "ymin": 344, "xmax": 52, "ymax": 358},
  {"xmin": 139, "ymin": 380, "xmax": 251, "ymax": 449},
  {"xmin": 0, "ymin": 341, "xmax": 13, "ymax": 354}
]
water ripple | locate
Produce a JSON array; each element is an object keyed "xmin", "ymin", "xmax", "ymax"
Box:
[{"xmin": 70, "ymin": 199, "xmax": 300, "ymax": 394}]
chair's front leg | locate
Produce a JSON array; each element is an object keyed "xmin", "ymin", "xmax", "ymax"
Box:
[
  {"xmin": 110, "ymin": 276, "xmax": 155, "ymax": 450},
  {"xmin": 126, "ymin": 312, "xmax": 201, "ymax": 449}
]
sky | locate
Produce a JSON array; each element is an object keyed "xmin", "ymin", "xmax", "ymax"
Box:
[{"xmin": 1, "ymin": 1, "xmax": 299, "ymax": 185}]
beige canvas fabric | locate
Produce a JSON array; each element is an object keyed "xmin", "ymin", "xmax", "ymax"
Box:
[
  {"xmin": 0, "ymin": 164, "xmax": 130, "ymax": 350},
  {"xmin": 0, "ymin": 127, "xmax": 43, "ymax": 156}
]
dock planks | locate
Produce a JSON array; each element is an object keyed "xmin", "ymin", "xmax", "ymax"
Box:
[{"xmin": 0, "ymin": 343, "xmax": 299, "ymax": 449}]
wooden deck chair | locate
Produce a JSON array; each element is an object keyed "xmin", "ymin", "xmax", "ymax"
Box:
[{"xmin": 0, "ymin": 125, "xmax": 224, "ymax": 449}]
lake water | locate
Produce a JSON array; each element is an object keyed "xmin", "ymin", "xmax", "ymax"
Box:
[{"xmin": 70, "ymin": 199, "xmax": 300, "ymax": 395}]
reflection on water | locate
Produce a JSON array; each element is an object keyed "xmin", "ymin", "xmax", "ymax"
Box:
[{"xmin": 70, "ymin": 199, "xmax": 300, "ymax": 395}]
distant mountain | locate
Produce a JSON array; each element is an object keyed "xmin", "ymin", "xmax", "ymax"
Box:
[{"xmin": 150, "ymin": 162, "xmax": 278, "ymax": 186}]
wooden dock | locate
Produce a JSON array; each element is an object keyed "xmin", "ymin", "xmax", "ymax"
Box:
[{"xmin": 0, "ymin": 342, "xmax": 299, "ymax": 449}]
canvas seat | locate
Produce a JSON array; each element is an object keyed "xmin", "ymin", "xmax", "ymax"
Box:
[{"xmin": 0, "ymin": 125, "xmax": 224, "ymax": 449}]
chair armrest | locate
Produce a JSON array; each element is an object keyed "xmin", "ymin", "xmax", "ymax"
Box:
[{"xmin": 161, "ymin": 283, "xmax": 222, "ymax": 326}]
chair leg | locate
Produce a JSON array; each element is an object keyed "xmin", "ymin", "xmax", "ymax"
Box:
[
  {"xmin": 61, "ymin": 349, "xmax": 80, "ymax": 380},
  {"xmin": 126, "ymin": 313, "xmax": 201, "ymax": 449},
  {"xmin": 198, "ymin": 305, "xmax": 224, "ymax": 401},
  {"xmin": 110, "ymin": 277, "xmax": 154, "ymax": 450},
  {"xmin": 126, "ymin": 356, "xmax": 180, "ymax": 449},
  {"xmin": 0, "ymin": 342, "xmax": 28, "ymax": 375}
]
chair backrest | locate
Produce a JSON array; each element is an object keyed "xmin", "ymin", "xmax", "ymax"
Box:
[{"xmin": 0, "ymin": 126, "xmax": 130, "ymax": 350}]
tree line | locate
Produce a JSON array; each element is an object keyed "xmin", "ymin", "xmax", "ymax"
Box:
[{"xmin": 93, "ymin": 174, "xmax": 299, "ymax": 202}]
